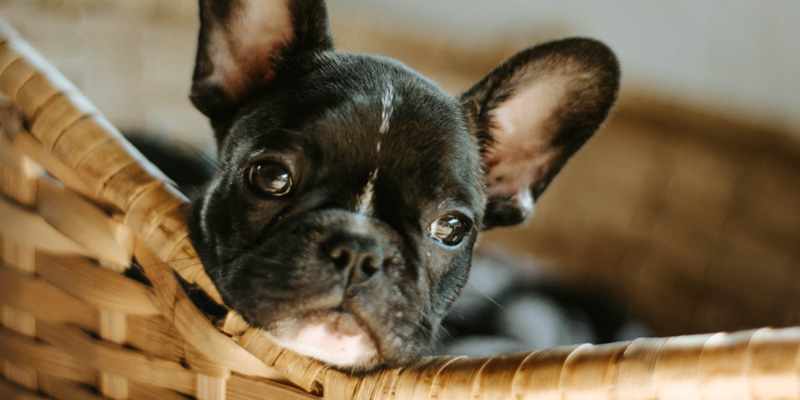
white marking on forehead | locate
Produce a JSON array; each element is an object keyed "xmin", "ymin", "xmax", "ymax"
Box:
[
  {"xmin": 355, "ymin": 83, "xmax": 395, "ymax": 216},
  {"xmin": 356, "ymin": 168, "xmax": 380, "ymax": 215},
  {"xmin": 350, "ymin": 213, "xmax": 373, "ymax": 235},
  {"xmin": 379, "ymin": 83, "xmax": 395, "ymax": 135}
]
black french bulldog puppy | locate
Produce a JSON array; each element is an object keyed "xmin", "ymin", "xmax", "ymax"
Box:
[{"xmin": 187, "ymin": 0, "xmax": 619, "ymax": 371}]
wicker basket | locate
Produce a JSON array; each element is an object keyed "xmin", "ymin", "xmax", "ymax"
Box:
[{"xmin": 2, "ymin": 19, "xmax": 800, "ymax": 400}]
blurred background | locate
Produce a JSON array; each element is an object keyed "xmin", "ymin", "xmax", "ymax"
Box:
[{"xmin": 2, "ymin": 0, "xmax": 799, "ymax": 338}]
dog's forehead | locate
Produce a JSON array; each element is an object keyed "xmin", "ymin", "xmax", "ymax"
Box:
[
  {"xmin": 226, "ymin": 53, "xmax": 485, "ymax": 213},
  {"xmin": 305, "ymin": 57, "xmax": 483, "ymax": 208},
  {"xmin": 319, "ymin": 56, "xmax": 477, "ymax": 156}
]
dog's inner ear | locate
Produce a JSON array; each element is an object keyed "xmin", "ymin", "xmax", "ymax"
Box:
[
  {"xmin": 461, "ymin": 38, "xmax": 620, "ymax": 229},
  {"xmin": 190, "ymin": 0, "xmax": 333, "ymax": 126}
]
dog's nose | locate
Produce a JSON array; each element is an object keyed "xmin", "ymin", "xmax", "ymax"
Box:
[{"xmin": 327, "ymin": 237, "xmax": 382, "ymax": 284}]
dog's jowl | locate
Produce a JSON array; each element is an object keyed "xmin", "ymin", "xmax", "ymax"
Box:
[{"xmin": 187, "ymin": 0, "xmax": 619, "ymax": 371}]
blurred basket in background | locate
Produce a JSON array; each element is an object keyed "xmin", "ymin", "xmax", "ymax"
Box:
[
  {"xmin": 482, "ymin": 92, "xmax": 800, "ymax": 337},
  {"xmin": 2, "ymin": 13, "xmax": 800, "ymax": 400}
]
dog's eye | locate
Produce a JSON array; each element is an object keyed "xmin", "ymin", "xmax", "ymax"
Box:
[
  {"xmin": 427, "ymin": 216, "xmax": 471, "ymax": 246},
  {"xmin": 248, "ymin": 162, "xmax": 292, "ymax": 196}
]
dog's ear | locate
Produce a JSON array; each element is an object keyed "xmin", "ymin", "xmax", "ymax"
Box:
[
  {"xmin": 461, "ymin": 38, "xmax": 620, "ymax": 229},
  {"xmin": 190, "ymin": 0, "xmax": 333, "ymax": 135}
]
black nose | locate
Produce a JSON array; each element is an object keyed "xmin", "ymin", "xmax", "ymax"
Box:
[{"xmin": 326, "ymin": 236, "xmax": 383, "ymax": 284}]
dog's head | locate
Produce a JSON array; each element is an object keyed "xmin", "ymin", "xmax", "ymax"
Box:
[{"xmin": 187, "ymin": 0, "xmax": 619, "ymax": 371}]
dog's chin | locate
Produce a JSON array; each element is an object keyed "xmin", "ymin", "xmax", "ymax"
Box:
[{"xmin": 264, "ymin": 310, "xmax": 382, "ymax": 371}]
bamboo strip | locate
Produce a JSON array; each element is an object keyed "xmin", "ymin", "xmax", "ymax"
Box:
[
  {"xmin": 747, "ymin": 328, "xmax": 800, "ymax": 398},
  {"xmin": 186, "ymin": 344, "xmax": 231, "ymax": 380},
  {"xmin": 0, "ymin": 58, "xmax": 36, "ymax": 103},
  {"xmin": 0, "ymin": 264, "xmax": 98, "ymax": 332},
  {"xmin": 133, "ymin": 239, "xmax": 285, "ymax": 382},
  {"xmin": 239, "ymin": 327, "xmax": 325, "ymax": 393},
  {"xmin": 1, "ymin": 240, "xmax": 44, "ymax": 394},
  {"xmin": 6, "ymin": 127, "xmax": 107, "ymax": 207},
  {"xmin": 352, "ymin": 367, "xmax": 401, "ymax": 400},
  {"xmin": 36, "ymin": 253, "xmax": 160, "ymax": 317},
  {"xmin": 322, "ymin": 370, "xmax": 361, "ymax": 400},
  {"xmin": 15, "ymin": 71, "xmax": 76, "ymax": 121},
  {"xmin": 130, "ymin": 382, "xmax": 193, "ymax": 400},
  {"xmin": 0, "ymin": 45, "xmax": 22, "ymax": 92},
  {"xmin": 428, "ymin": 356, "xmax": 489, "ymax": 400},
  {"xmin": 126, "ymin": 315, "xmax": 185, "ymax": 363},
  {"xmin": 103, "ymin": 162, "xmax": 171, "ymax": 213},
  {"xmin": 512, "ymin": 345, "xmax": 581, "ymax": 400},
  {"xmin": 165, "ymin": 236, "xmax": 223, "ymax": 305},
  {"xmin": 0, "ymin": 97, "xmax": 40, "ymax": 241},
  {"xmin": 36, "ymin": 177, "xmax": 133, "ymax": 269},
  {"xmin": 100, "ymin": 370, "xmax": 129, "ymax": 398},
  {"xmin": 99, "ymin": 310, "xmax": 131, "ymax": 399},
  {"xmin": 0, "ymin": 359, "xmax": 37, "ymax": 394},
  {"xmin": 126, "ymin": 183, "xmax": 222, "ymax": 302},
  {"xmin": 220, "ymin": 311, "xmax": 250, "ymax": 337},
  {"xmin": 616, "ymin": 337, "xmax": 671, "ymax": 399},
  {"xmin": 653, "ymin": 333, "xmax": 716, "ymax": 399},
  {"xmin": 0, "ymin": 195, "xmax": 93, "ymax": 256},
  {"xmin": 124, "ymin": 183, "xmax": 187, "ymax": 256},
  {"xmin": 0, "ymin": 30, "xmax": 76, "ymax": 110},
  {"xmin": 563, "ymin": 342, "xmax": 631, "ymax": 399},
  {"xmin": 0, "ymin": 238, "xmax": 36, "ymax": 283},
  {"xmin": 0, "ymin": 378, "xmax": 48, "ymax": 400},
  {"xmin": 39, "ymin": 374, "xmax": 107, "ymax": 400},
  {"xmin": 0, "ymin": 327, "xmax": 96, "ymax": 387},
  {"xmin": 394, "ymin": 356, "xmax": 462, "ymax": 400},
  {"xmin": 73, "ymin": 140, "xmax": 141, "ymax": 197},
  {"xmin": 196, "ymin": 375, "xmax": 227, "ymax": 400},
  {"xmin": 477, "ymin": 352, "xmax": 539, "ymax": 400},
  {"xmin": 696, "ymin": 331, "xmax": 755, "ymax": 400},
  {"xmin": 36, "ymin": 322, "xmax": 197, "ymax": 396},
  {"xmin": 0, "ymin": 157, "xmax": 40, "ymax": 208},
  {"xmin": 226, "ymin": 375, "xmax": 320, "ymax": 400},
  {"xmin": 44, "ymin": 114, "xmax": 113, "ymax": 171},
  {"xmin": 28, "ymin": 92, "xmax": 98, "ymax": 149}
]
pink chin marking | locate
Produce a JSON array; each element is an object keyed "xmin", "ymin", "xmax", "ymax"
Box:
[
  {"xmin": 267, "ymin": 311, "xmax": 379, "ymax": 368},
  {"xmin": 296, "ymin": 322, "xmax": 365, "ymax": 353}
]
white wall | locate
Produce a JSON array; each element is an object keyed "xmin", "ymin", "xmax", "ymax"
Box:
[{"xmin": 331, "ymin": 0, "xmax": 800, "ymax": 132}]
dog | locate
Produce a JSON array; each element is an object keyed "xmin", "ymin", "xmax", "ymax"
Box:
[{"xmin": 186, "ymin": 0, "xmax": 619, "ymax": 372}]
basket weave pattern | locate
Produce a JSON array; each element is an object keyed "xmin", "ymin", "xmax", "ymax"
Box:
[{"xmin": 2, "ymin": 20, "xmax": 800, "ymax": 400}]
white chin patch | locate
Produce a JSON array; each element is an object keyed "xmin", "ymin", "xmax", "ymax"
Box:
[{"xmin": 266, "ymin": 311, "xmax": 379, "ymax": 368}]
